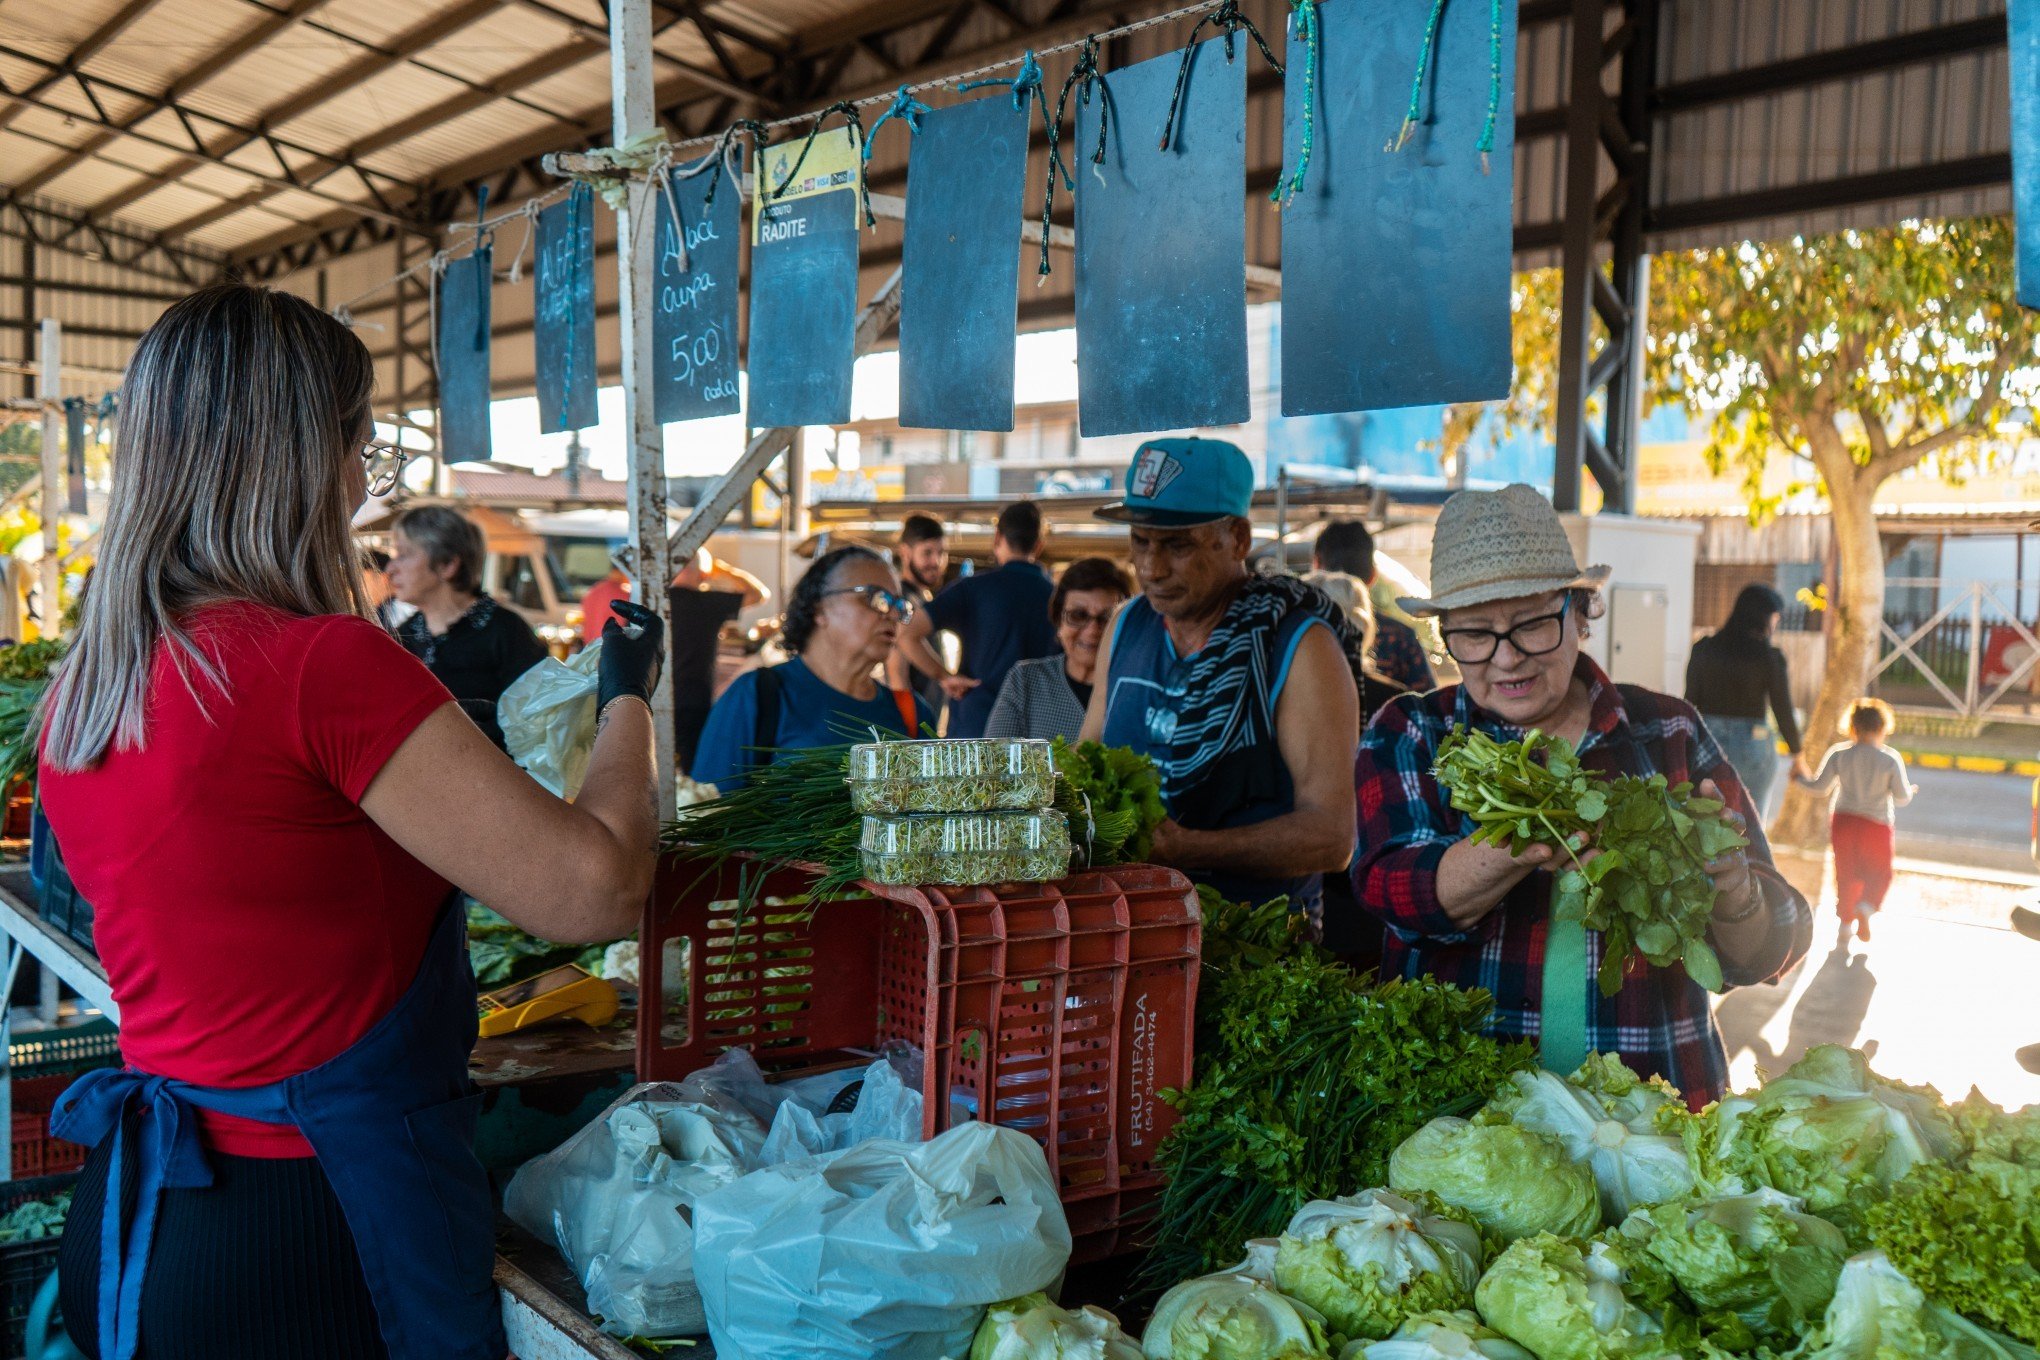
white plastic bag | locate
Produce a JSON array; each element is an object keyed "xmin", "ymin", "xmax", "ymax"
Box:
[
  {"xmin": 692, "ymin": 1121, "xmax": 1073, "ymax": 1360},
  {"xmin": 503, "ymin": 1048, "xmax": 924, "ymax": 1339},
  {"xmin": 499, "ymin": 642, "xmax": 602, "ymax": 797}
]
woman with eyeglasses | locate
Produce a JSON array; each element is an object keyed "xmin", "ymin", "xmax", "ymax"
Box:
[
  {"xmin": 1351, "ymin": 485, "xmax": 1811, "ymax": 1105},
  {"xmin": 34, "ymin": 284, "xmax": 665, "ymax": 1360},
  {"xmin": 983, "ymin": 557, "xmax": 1134, "ymax": 742},
  {"xmin": 386, "ymin": 504, "xmax": 548, "ymax": 752},
  {"xmin": 690, "ymin": 544, "xmax": 930, "ymax": 790}
]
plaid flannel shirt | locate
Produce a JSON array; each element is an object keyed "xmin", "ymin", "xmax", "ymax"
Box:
[{"xmin": 1352, "ymin": 655, "xmax": 1812, "ymax": 1105}]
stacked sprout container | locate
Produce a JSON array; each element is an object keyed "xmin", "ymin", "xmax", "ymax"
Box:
[{"xmin": 849, "ymin": 738, "xmax": 1072, "ymax": 886}]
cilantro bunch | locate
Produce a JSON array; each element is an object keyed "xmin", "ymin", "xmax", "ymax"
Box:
[
  {"xmin": 1432, "ymin": 726, "xmax": 1746, "ymax": 996},
  {"xmin": 1052, "ymin": 738, "xmax": 1166, "ymax": 865}
]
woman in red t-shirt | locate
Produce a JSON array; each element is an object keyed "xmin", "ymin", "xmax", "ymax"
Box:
[{"xmin": 37, "ymin": 284, "xmax": 666, "ymax": 1360}]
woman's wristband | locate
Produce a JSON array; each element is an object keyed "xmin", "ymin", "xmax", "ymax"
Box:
[{"xmin": 1713, "ymin": 878, "xmax": 1766, "ymax": 925}]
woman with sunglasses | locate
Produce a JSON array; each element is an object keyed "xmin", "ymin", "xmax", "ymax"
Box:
[
  {"xmin": 34, "ymin": 285, "xmax": 664, "ymax": 1360},
  {"xmin": 690, "ymin": 544, "xmax": 930, "ymax": 789},
  {"xmin": 1351, "ymin": 485, "xmax": 1811, "ymax": 1106},
  {"xmin": 983, "ymin": 557, "xmax": 1134, "ymax": 742}
]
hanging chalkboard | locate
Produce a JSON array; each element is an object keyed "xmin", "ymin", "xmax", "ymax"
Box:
[
  {"xmin": 654, "ymin": 166, "xmax": 743, "ymax": 423},
  {"xmin": 1075, "ymin": 41, "xmax": 1249, "ymax": 438},
  {"xmin": 63, "ymin": 398, "xmax": 85, "ymax": 515},
  {"xmin": 899, "ymin": 95, "xmax": 1029, "ymax": 432},
  {"xmin": 748, "ymin": 128, "xmax": 863, "ymax": 429},
  {"xmin": 1279, "ymin": 0, "xmax": 1516, "ymax": 415},
  {"xmin": 535, "ymin": 186, "xmax": 598, "ymax": 434},
  {"xmin": 437, "ymin": 245, "xmax": 493, "ymax": 462},
  {"xmin": 2013, "ymin": 0, "xmax": 2040, "ymax": 309}
]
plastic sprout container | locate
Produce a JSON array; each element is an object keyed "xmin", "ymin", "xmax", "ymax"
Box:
[
  {"xmin": 858, "ymin": 811, "xmax": 1073, "ymax": 886},
  {"xmin": 846, "ymin": 738, "xmax": 1057, "ymax": 815}
]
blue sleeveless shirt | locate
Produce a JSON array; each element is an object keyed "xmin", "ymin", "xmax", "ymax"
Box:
[{"xmin": 1102, "ymin": 597, "xmax": 1329, "ymax": 913}]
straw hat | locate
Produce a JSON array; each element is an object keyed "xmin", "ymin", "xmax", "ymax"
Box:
[{"xmin": 1397, "ymin": 483, "xmax": 1612, "ymax": 617}]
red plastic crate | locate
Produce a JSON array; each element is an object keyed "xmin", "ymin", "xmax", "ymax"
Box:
[
  {"xmin": 640, "ymin": 858, "xmax": 1201, "ymax": 1261},
  {"xmin": 11, "ymin": 1074, "xmax": 86, "ymax": 1178}
]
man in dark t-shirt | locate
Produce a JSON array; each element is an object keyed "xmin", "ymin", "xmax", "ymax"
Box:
[
  {"xmin": 887, "ymin": 514, "xmax": 950, "ymax": 722},
  {"xmin": 896, "ymin": 501, "xmax": 1058, "ymax": 739}
]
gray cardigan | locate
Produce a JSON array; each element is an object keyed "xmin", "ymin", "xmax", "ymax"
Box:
[{"xmin": 983, "ymin": 654, "xmax": 1088, "ymax": 742}]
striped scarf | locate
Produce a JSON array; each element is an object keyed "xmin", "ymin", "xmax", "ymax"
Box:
[{"xmin": 1159, "ymin": 573, "xmax": 1369, "ymax": 804}]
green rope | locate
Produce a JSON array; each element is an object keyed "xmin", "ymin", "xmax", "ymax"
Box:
[
  {"xmin": 1477, "ymin": 0, "xmax": 1505, "ymax": 171},
  {"xmin": 957, "ymin": 48, "xmax": 1044, "ymax": 111},
  {"xmin": 1272, "ymin": 0, "xmax": 1320, "ymax": 206},
  {"xmin": 1160, "ymin": 0, "xmax": 1283, "ymax": 152},
  {"xmin": 1391, "ymin": 0, "xmax": 1449, "ymax": 153},
  {"xmin": 1391, "ymin": 0, "xmax": 1511, "ymax": 167},
  {"xmin": 865, "ymin": 84, "xmax": 932, "ymax": 160},
  {"xmin": 764, "ymin": 100, "xmax": 875, "ymax": 227}
]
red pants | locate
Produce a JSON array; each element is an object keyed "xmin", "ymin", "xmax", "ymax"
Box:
[{"xmin": 1831, "ymin": 812, "xmax": 1895, "ymax": 920}]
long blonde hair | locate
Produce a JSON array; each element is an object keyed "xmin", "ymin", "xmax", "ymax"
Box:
[{"xmin": 41, "ymin": 284, "xmax": 375, "ymax": 771}]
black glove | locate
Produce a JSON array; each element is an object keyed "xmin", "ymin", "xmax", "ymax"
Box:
[{"xmin": 597, "ymin": 600, "xmax": 666, "ymax": 712}]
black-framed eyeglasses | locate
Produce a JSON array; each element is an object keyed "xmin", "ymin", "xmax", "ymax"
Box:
[
  {"xmin": 822, "ymin": 584, "xmax": 916, "ymax": 621},
  {"xmin": 1439, "ymin": 595, "xmax": 1572, "ymax": 665},
  {"xmin": 361, "ymin": 439, "xmax": 414, "ymax": 497}
]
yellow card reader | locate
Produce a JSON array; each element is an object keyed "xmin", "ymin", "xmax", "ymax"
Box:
[{"xmin": 477, "ymin": 964, "xmax": 619, "ymax": 1039}]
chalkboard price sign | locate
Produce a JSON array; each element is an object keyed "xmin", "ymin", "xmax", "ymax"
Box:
[
  {"xmin": 1075, "ymin": 41, "xmax": 1250, "ymax": 437},
  {"xmin": 2013, "ymin": 0, "xmax": 2040, "ymax": 309},
  {"xmin": 535, "ymin": 185, "xmax": 598, "ymax": 434},
  {"xmin": 437, "ymin": 245, "xmax": 493, "ymax": 462},
  {"xmin": 748, "ymin": 128, "xmax": 862, "ymax": 429},
  {"xmin": 1278, "ymin": 0, "xmax": 1516, "ymax": 414},
  {"xmin": 653, "ymin": 167, "xmax": 743, "ymax": 424}
]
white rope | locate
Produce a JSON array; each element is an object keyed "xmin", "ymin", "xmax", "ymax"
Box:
[
  {"xmin": 503, "ymin": 198, "xmax": 544, "ymax": 284},
  {"xmin": 664, "ymin": 0, "xmax": 1227, "ymax": 152}
]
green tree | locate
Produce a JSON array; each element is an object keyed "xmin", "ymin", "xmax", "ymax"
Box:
[
  {"xmin": 1645, "ymin": 217, "xmax": 2040, "ymax": 846},
  {"xmin": 0, "ymin": 421, "xmax": 40, "ymax": 501}
]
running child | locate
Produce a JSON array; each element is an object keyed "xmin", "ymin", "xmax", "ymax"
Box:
[{"xmin": 1793, "ymin": 697, "xmax": 1914, "ymax": 942}]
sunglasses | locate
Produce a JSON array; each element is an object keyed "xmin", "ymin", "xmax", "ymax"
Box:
[
  {"xmin": 1060, "ymin": 607, "xmax": 1113, "ymax": 630},
  {"xmin": 361, "ymin": 440, "xmax": 415, "ymax": 497},
  {"xmin": 822, "ymin": 584, "xmax": 916, "ymax": 621}
]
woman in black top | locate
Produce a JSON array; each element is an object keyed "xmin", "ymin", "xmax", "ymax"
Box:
[
  {"xmin": 1686, "ymin": 583, "xmax": 1802, "ymax": 821},
  {"xmin": 387, "ymin": 505, "xmax": 547, "ymax": 751}
]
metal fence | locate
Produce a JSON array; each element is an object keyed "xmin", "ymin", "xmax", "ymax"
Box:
[{"xmin": 1871, "ymin": 579, "xmax": 2040, "ymax": 726}]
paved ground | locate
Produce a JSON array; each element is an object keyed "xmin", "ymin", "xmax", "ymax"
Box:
[
  {"xmin": 1889, "ymin": 767, "xmax": 2034, "ymax": 875},
  {"xmin": 1714, "ymin": 843, "xmax": 2040, "ymax": 1109}
]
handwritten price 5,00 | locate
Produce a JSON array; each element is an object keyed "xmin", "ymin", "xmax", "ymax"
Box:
[{"xmin": 668, "ymin": 324, "xmax": 725, "ymax": 387}]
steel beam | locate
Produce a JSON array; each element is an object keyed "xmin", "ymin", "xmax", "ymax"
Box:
[
  {"xmin": 1552, "ymin": 0, "xmax": 1657, "ymax": 514},
  {"xmin": 0, "ymin": 0, "xmax": 170, "ymax": 137}
]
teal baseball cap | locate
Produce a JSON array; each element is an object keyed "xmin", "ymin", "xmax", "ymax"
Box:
[{"xmin": 1095, "ymin": 437, "xmax": 1255, "ymax": 527}]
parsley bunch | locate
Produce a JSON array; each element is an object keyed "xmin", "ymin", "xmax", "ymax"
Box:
[
  {"xmin": 1052, "ymin": 738, "xmax": 1166, "ymax": 865},
  {"xmin": 1432, "ymin": 726, "xmax": 1746, "ymax": 996}
]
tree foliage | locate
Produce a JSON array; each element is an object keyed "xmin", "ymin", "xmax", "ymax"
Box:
[
  {"xmin": 1642, "ymin": 217, "xmax": 2040, "ymax": 843},
  {"xmin": 1645, "ymin": 217, "xmax": 2040, "ymax": 514},
  {"xmin": 1436, "ymin": 268, "xmax": 1567, "ymax": 480}
]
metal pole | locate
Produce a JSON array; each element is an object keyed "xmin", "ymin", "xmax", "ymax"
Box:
[
  {"xmin": 1551, "ymin": 0, "xmax": 1607, "ymax": 514},
  {"xmin": 609, "ymin": 0, "xmax": 676, "ymax": 813},
  {"xmin": 37, "ymin": 319, "xmax": 61, "ymax": 638}
]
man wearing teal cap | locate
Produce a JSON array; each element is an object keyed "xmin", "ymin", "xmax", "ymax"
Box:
[{"xmin": 1081, "ymin": 438, "xmax": 1363, "ymax": 920}]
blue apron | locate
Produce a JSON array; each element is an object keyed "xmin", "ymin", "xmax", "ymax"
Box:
[{"xmin": 52, "ymin": 896, "xmax": 503, "ymax": 1360}]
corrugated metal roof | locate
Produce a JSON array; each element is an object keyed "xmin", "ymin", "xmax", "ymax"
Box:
[{"xmin": 0, "ymin": 0, "xmax": 2019, "ymax": 388}]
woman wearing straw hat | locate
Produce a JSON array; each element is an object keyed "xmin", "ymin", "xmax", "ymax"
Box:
[{"xmin": 1352, "ymin": 485, "xmax": 1812, "ymax": 1103}]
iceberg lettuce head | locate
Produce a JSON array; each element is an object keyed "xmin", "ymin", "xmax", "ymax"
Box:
[
  {"xmin": 1708, "ymin": 1046, "xmax": 1961, "ymax": 1238},
  {"xmin": 1141, "ymin": 1272, "xmax": 1334, "ymax": 1360},
  {"xmin": 970, "ymin": 1293, "xmax": 1144, "ymax": 1360},
  {"xmin": 1630, "ymin": 1186, "xmax": 1847, "ymax": 1339},
  {"xmin": 1334, "ymin": 1310, "xmax": 1533, "ymax": 1360},
  {"xmin": 1388, "ymin": 1118, "xmax": 1601, "ymax": 1244},
  {"xmin": 1472, "ymin": 1233, "xmax": 1669, "ymax": 1360},
  {"xmin": 1481, "ymin": 1059, "xmax": 1697, "ymax": 1222},
  {"xmin": 1273, "ymin": 1190, "xmax": 1484, "ymax": 1342}
]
